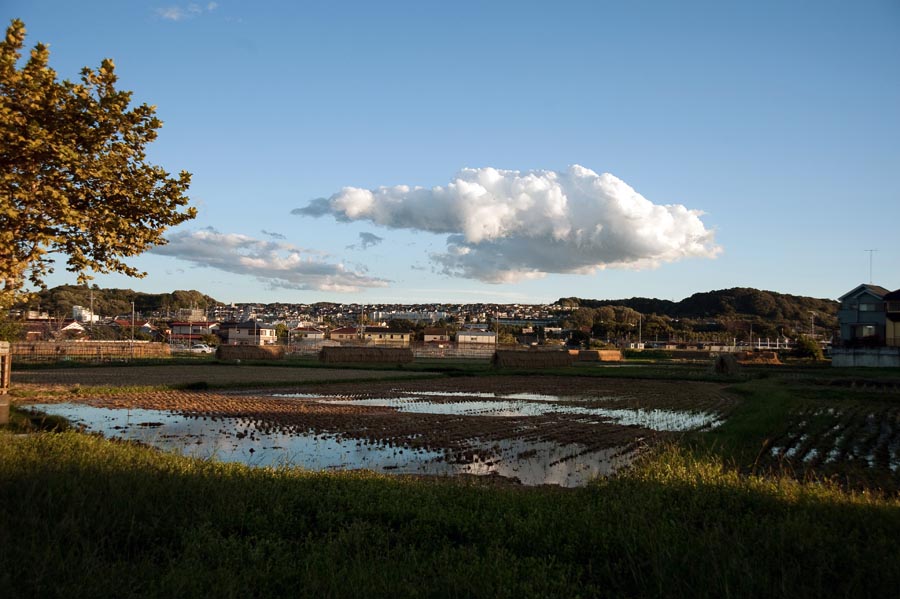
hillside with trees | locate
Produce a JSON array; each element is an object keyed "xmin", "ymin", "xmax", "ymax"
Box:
[
  {"xmin": 21, "ymin": 285, "xmax": 219, "ymax": 319},
  {"xmin": 558, "ymin": 288, "xmax": 839, "ymax": 343}
]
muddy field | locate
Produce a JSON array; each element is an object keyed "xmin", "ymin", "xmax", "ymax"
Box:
[
  {"xmin": 16, "ymin": 370, "xmax": 735, "ymax": 461},
  {"xmin": 11, "ymin": 364, "xmax": 436, "ymax": 390}
]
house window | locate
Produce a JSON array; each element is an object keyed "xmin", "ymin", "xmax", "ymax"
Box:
[
  {"xmin": 859, "ymin": 303, "xmax": 878, "ymax": 312},
  {"xmin": 858, "ymin": 325, "xmax": 876, "ymax": 337}
]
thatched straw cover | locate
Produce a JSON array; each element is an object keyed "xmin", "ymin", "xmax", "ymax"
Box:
[
  {"xmin": 11, "ymin": 341, "xmax": 171, "ymax": 362},
  {"xmin": 216, "ymin": 345, "xmax": 285, "ymax": 361},
  {"xmin": 736, "ymin": 351, "xmax": 782, "ymax": 365},
  {"xmin": 492, "ymin": 350, "xmax": 575, "ymax": 369},
  {"xmin": 574, "ymin": 350, "xmax": 623, "ymax": 362},
  {"xmin": 320, "ymin": 346, "xmax": 413, "ymax": 364},
  {"xmin": 713, "ymin": 353, "xmax": 740, "ymax": 375}
]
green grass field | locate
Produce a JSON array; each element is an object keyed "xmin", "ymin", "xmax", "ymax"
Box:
[{"xmin": 2, "ymin": 362, "xmax": 899, "ymax": 597}]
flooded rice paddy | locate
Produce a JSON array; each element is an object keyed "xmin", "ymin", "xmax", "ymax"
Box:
[
  {"xmin": 767, "ymin": 405, "xmax": 900, "ymax": 475},
  {"xmin": 27, "ymin": 381, "xmax": 728, "ymax": 487},
  {"xmin": 279, "ymin": 391, "xmax": 722, "ymax": 432}
]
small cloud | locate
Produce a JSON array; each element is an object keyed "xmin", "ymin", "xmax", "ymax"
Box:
[
  {"xmin": 157, "ymin": 7, "xmax": 188, "ymax": 20},
  {"xmin": 359, "ymin": 232, "xmax": 384, "ymax": 249},
  {"xmin": 345, "ymin": 231, "xmax": 384, "ymax": 251},
  {"xmin": 261, "ymin": 229, "xmax": 286, "ymax": 240},
  {"xmin": 157, "ymin": 2, "xmax": 216, "ymax": 21},
  {"xmin": 152, "ymin": 228, "xmax": 389, "ymax": 292}
]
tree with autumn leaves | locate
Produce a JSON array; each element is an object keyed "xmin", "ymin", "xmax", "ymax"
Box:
[{"xmin": 0, "ymin": 19, "xmax": 196, "ymax": 309}]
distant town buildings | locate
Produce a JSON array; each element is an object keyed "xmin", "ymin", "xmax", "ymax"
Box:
[{"xmin": 72, "ymin": 305, "xmax": 99, "ymax": 323}]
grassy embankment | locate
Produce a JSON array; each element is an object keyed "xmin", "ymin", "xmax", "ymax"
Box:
[{"xmin": 3, "ymin": 364, "xmax": 900, "ymax": 597}]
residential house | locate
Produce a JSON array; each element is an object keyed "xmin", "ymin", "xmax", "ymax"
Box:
[
  {"xmin": 329, "ymin": 326, "xmax": 361, "ymax": 343},
  {"xmin": 58, "ymin": 319, "xmax": 86, "ymax": 339},
  {"xmin": 291, "ymin": 326, "xmax": 325, "ymax": 342},
  {"xmin": 456, "ymin": 330, "xmax": 497, "ymax": 345},
  {"xmin": 837, "ymin": 284, "xmax": 891, "ymax": 346},
  {"xmin": 362, "ymin": 326, "xmax": 411, "ymax": 347},
  {"xmin": 834, "ymin": 283, "xmax": 900, "ymax": 367},
  {"xmin": 72, "ymin": 305, "xmax": 99, "ymax": 323},
  {"xmin": 112, "ymin": 319, "xmax": 157, "ymax": 337},
  {"xmin": 423, "ymin": 327, "xmax": 451, "ymax": 344},
  {"xmin": 884, "ymin": 289, "xmax": 900, "ymax": 347},
  {"xmin": 217, "ymin": 321, "xmax": 276, "ymax": 346},
  {"xmin": 170, "ymin": 321, "xmax": 219, "ymax": 344}
]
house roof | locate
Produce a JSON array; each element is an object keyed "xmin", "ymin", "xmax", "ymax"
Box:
[
  {"xmin": 423, "ymin": 327, "xmax": 449, "ymax": 335},
  {"xmin": 218, "ymin": 320, "xmax": 273, "ymax": 331},
  {"xmin": 292, "ymin": 327, "xmax": 324, "ymax": 333},
  {"xmin": 330, "ymin": 327, "xmax": 360, "ymax": 335},
  {"xmin": 838, "ymin": 284, "xmax": 892, "ymax": 301},
  {"xmin": 883, "ymin": 289, "xmax": 900, "ymax": 301},
  {"xmin": 113, "ymin": 319, "xmax": 154, "ymax": 328},
  {"xmin": 364, "ymin": 326, "xmax": 410, "ymax": 334}
]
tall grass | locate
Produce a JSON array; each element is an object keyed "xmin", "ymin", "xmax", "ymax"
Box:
[{"xmin": 2, "ymin": 431, "xmax": 898, "ymax": 598}]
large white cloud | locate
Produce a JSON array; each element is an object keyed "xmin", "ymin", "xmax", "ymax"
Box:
[
  {"xmin": 294, "ymin": 165, "xmax": 720, "ymax": 283},
  {"xmin": 151, "ymin": 228, "xmax": 389, "ymax": 292}
]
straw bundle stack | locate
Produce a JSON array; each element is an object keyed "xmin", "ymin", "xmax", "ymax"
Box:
[
  {"xmin": 319, "ymin": 346, "xmax": 414, "ymax": 364},
  {"xmin": 574, "ymin": 349, "xmax": 623, "ymax": 362},
  {"xmin": 11, "ymin": 341, "xmax": 171, "ymax": 362},
  {"xmin": 492, "ymin": 350, "xmax": 575, "ymax": 369},
  {"xmin": 736, "ymin": 351, "xmax": 782, "ymax": 365},
  {"xmin": 216, "ymin": 345, "xmax": 285, "ymax": 361},
  {"xmin": 713, "ymin": 353, "xmax": 740, "ymax": 375}
]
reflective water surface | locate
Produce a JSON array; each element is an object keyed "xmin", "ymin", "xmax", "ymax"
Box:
[
  {"xmin": 30, "ymin": 389, "xmax": 720, "ymax": 487},
  {"xmin": 276, "ymin": 391, "xmax": 722, "ymax": 432}
]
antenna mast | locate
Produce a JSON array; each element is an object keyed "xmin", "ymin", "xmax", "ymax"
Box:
[{"xmin": 864, "ymin": 249, "xmax": 878, "ymax": 283}]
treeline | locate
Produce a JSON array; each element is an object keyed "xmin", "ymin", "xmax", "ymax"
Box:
[
  {"xmin": 558, "ymin": 287, "xmax": 839, "ymax": 341},
  {"xmin": 20, "ymin": 285, "xmax": 219, "ymax": 319},
  {"xmin": 559, "ymin": 287, "xmax": 838, "ymax": 322}
]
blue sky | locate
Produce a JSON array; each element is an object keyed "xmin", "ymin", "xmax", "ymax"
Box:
[{"xmin": 9, "ymin": 0, "xmax": 900, "ymax": 304}]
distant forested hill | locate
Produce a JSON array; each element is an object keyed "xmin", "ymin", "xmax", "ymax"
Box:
[
  {"xmin": 559, "ymin": 287, "xmax": 839, "ymax": 325},
  {"xmin": 22, "ymin": 285, "xmax": 219, "ymax": 318}
]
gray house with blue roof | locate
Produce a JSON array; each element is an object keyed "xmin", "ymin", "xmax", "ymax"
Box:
[{"xmin": 838, "ymin": 284, "xmax": 891, "ymax": 346}]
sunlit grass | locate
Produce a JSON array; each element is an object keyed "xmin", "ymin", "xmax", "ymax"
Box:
[
  {"xmin": 4, "ymin": 362, "xmax": 899, "ymax": 596},
  {"xmin": 1, "ymin": 430, "xmax": 898, "ymax": 597}
]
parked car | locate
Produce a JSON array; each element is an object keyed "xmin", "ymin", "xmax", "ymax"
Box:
[{"xmin": 189, "ymin": 343, "xmax": 215, "ymax": 354}]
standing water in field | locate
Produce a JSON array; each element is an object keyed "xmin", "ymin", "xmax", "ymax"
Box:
[{"xmin": 28, "ymin": 389, "xmax": 722, "ymax": 486}]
